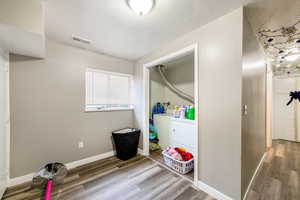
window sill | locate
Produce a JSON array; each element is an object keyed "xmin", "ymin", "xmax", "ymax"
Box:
[{"xmin": 85, "ymin": 107, "xmax": 134, "ymax": 112}]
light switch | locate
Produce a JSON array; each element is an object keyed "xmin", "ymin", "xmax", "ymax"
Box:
[{"xmin": 243, "ymin": 105, "xmax": 248, "ymax": 115}]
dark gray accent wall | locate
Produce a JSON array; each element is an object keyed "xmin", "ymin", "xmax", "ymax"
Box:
[
  {"xmin": 242, "ymin": 11, "xmax": 266, "ymax": 197},
  {"xmin": 10, "ymin": 40, "xmax": 134, "ymax": 178}
]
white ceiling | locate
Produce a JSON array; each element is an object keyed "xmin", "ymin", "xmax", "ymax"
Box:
[
  {"xmin": 45, "ymin": 0, "xmax": 245, "ymax": 60},
  {"xmin": 246, "ymin": 0, "xmax": 300, "ymax": 33}
]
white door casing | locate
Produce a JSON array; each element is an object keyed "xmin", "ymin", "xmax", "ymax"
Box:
[{"xmin": 0, "ymin": 49, "xmax": 9, "ymax": 198}]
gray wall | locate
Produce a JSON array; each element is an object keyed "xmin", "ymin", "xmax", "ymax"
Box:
[
  {"xmin": 164, "ymin": 56, "xmax": 194, "ymax": 106},
  {"xmin": 0, "ymin": 0, "xmax": 44, "ymax": 35},
  {"xmin": 149, "ymin": 69, "xmax": 165, "ymax": 110},
  {"xmin": 149, "ymin": 55, "xmax": 194, "ymax": 109},
  {"xmin": 10, "ymin": 40, "xmax": 134, "ymax": 178},
  {"xmin": 134, "ymin": 8, "xmax": 243, "ymax": 200},
  {"xmin": 0, "ymin": 0, "xmax": 45, "ymax": 58},
  {"xmin": 241, "ymin": 12, "xmax": 266, "ymax": 197}
]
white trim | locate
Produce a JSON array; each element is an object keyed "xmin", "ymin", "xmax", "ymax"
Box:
[
  {"xmin": 143, "ymin": 44, "xmax": 197, "ymax": 68},
  {"xmin": 86, "ymin": 67, "xmax": 133, "ymax": 78},
  {"xmin": 243, "ymin": 153, "xmax": 267, "ymax": 200},
  {"xmin": 193, "ymin": 44, "xmax": 199, "ymax": 185},
  {"xmin": 142, "ymin": 44, "xmax": 199, "ymax": 186},
  {"xmin": 266, "ymin": 67, "xmax": 273, "ymax": 148},
  {"xmin": 65, "ymin": 151, "xmax": 115, "ymax": 169},
  {"xmin": 142, "ymin": 65, "xmax": 150, "ymax": 156},
  {"xmin": 4, "ymin": 55, "xmax": 10, "ymax": 183},
  {"xmin": 0, "ymin": 50, "xmax": 9, "ymax": 199},
  {"xmin": 85, "ymin": 107, "xmax": 134, "ymax": 112},
  {"xmin": 0, "ymin": 172, "xmax": 8, "ymax": 198},
  {"xmin": 85, "ymin": 67, "xmax": 133, "ymax": 112},
  {"xmin": 8, "ymin": 148, "xmax": 146, "ymax": 187},
  {"xmin": 0, "ymin": 186, "xmax": 5, "ymax": 199},
  {"xmin": 138, "ymin": 148, "xmax": 145, "ymax": 155},
  {"xmin": 196, "ymin": 181, "xmax": 233, "ymax": 200},
  {"xmin": 8, "ymin": 173, "xmax": 35, "ymax": 188},
  {"xmin": 8, "ymin": 151, "xmax": 115, "ymax": 187}
]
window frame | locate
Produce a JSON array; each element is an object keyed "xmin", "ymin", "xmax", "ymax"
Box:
[{"xmin": 85, "ymin": 67, "xmax": 134, "ymax": 112}]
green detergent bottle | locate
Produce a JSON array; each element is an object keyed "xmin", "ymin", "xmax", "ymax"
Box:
[
  {"xmin": 189, "ymin": 106, "xmax": 195, "ymax": 120},
  {"xmin": 186, "ymin": 106, "xmax": 195, "ymax": 120}
]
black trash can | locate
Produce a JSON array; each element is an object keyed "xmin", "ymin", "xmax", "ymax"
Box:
[{"xmin": 112, "ymin": 128, "xmax": 140, "ymax": 160}]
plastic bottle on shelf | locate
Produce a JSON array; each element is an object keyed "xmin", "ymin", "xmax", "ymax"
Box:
[
  {"xmin": 185, "ymin": 106, "xmax": 189, "ymax": 119},
  {"xmin": 173, "ymin": 106, "xmax": 180, "ymax": 118},
  {"xmin": 189, "ymin": 106, "xmax": 195, "ymax": 120},
  {"xmin": 186, "ymin": 106, "xmax": 195, "ymax": 120},
  {"xmin": 179, "ymin": 106, "xmax": 186, "ymax": 119}
]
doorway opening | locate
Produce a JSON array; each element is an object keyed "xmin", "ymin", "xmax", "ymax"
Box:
[
  {"xmin": 142, "ymin": 44, "xmax": 199, "ymax": 185},
  {"xmin": 272, "ymin": 76, "xmax": 300, "ymax": 142}
]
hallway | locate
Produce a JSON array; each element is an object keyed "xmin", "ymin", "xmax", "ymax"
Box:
[{"xmin": 246, "ymin": 140, "xmax": 300, "ymax": 200}]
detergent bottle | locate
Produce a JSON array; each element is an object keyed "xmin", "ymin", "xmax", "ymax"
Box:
[
  {"xmin": 186, "ymin": 106, "xmax": 195, "ymax": 120},
  {"xmin": 189, "ymin": 106, "xmax": 195, "ymax": 120}
]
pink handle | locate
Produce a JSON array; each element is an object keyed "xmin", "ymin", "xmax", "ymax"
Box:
[{"xmin": 44, "ymin": 180, "xmax": 53, "ymax": 200}]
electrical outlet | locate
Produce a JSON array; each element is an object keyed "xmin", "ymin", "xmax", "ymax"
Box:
[{"xmin": 78, "ymin": 141, "xmax": 84, "ymax": 149}]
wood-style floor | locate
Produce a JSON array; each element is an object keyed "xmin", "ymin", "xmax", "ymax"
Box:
[
  {"xmin": 2, "ymin": 155, "xmax": 214, "ymax": 200},
  {"xmin": 149, "ymin": 150, "xmax": 194, "ymax": 181},
  {"xmin": 246, "ymin": 140, "xmax": 300, "ymax": 200}
]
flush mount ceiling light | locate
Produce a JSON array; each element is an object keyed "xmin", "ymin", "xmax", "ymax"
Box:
[{"xmin": 127, "ymin": 0, "xmax": 155, "ymax": 15}]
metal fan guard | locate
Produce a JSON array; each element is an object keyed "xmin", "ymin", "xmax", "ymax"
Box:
[{"xmin": 33, "ymin": 163, "xmax": 68, "ymax": 187}]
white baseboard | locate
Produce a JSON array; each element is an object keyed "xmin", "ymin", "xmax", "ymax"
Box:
[
  {"xmin": 0, "ymin": 172, "xmax": 8, "ymax": 198},
  {"xmin": 138, "ymin": 148, "xmax": 145, "ymax": 155},
  {"xmin": 8, "ymin": 173, "xmax": 35, "ymax": 187},
  {"xmin": 196, "ymin": 181, "xmax": 233, "ymax": 200},
  {"xmin": 8, "ymin": 148, "xmax": 146, "ymax": 188},
  {"xmin": 243, "ymin": 152, "xmax": 266, "ymax": 200},
  {"xmin": 8, "ymin": 151, "xmax": 115, "ymax": 187},
  {"xmin": 66, "ymin": 151, "xmax": 115, "ymax": 169},
  {"xmin": 0, "ymin": 184, "xmax": 6, "ymax": 199}
]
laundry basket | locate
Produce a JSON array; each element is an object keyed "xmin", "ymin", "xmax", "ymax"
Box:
[{"xmin": 162, "ymin": 150, "xmax": 194, "ymax": 174}]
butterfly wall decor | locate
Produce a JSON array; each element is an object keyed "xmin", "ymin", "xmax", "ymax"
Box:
[{"xmin": 287, "ymin": 91, "xmax": 300, "ymax": 105}]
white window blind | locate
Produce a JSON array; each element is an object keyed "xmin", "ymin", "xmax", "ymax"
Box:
[{"xmin": 86, "ymin": 68, "xmax": 133, "ymax": 111}]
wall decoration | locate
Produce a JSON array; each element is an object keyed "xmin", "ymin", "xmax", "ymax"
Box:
[
  {"xmin": 258, "ymin": 20, "xmax": 300, "ymax": 76},
  {"xmin": 287, "ymin": 91, "xmax": 300, "ymax": 105},
  {"xmin": 258, "ymin": 20, "xmax": 300, "ymax": 57}
]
